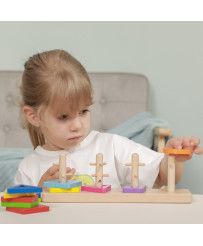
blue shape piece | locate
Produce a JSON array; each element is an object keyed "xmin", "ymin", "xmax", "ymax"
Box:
[
  {"xmin": 43, "ymin": 179, "xmax": 82, "ymax": 189},
  {"xmin": 7, "ymin": 184, "xmax": 42, "ymax": 194},
  {"xmin": 36, "ymin": 192, "xmax": 41, "ymax": 198}
]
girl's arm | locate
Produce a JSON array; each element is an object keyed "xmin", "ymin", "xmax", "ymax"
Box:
[{"xmin": 155, "ymin": 136, "xmax": 203, "ymax": 187}]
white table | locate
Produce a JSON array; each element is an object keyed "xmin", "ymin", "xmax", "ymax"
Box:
[{"xmin": 1, "ymin": 193, "xmax": 203, "ymax": 223}]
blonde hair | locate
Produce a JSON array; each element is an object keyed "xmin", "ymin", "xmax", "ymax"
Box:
[{"xmin": 20, "ymin": 49, "xmax": 93, "ymax": 149}]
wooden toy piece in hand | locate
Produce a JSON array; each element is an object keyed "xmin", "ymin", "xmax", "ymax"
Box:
[{"xmin": 163, "ymin": 148, "xmax": 192, "ymax": 155}]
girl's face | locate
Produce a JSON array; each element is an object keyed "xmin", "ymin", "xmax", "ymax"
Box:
[{"xmin": 38, "ymin": 104, "xmax": 91, "ymax": 151}]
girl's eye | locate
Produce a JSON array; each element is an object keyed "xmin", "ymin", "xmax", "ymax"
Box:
[
  {"xmin": 58, "ymin": 114, "xmax": 69, "ymax": 120},
  {"xmin": 80, "ymin": 109, "xmax": 89, "ymax": 115}
]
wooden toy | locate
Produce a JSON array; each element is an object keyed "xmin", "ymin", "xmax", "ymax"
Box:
[
  {"xmin": 6, "ymin": 204, "xmax": 49, "ymax": 215},
  {"xmin": 71, "ymin": 175, "xmax": 95, "ymax": 186},
  {"xmin": 1, "ymin": 200, "xmax": 39, "ymax": 208},
  {"xmin": 43, "ymin": 153, "xmax": 82, "ymax": 189},
  {"xmin": 42, "ymin": 151, "xmax": 192, "ymax": 203},
  {"xmin": 43, "ymin": 179, "xmax": 82, "ymax": 189},
  {"xmin": 4, "ymin": 189, "xmax": 36, "ymax": 199},
  {"xmin": 49, "ymin": 187, "xmax": 80, "ymax": 193},
  {"xmin": 1, "ymin": 195, "xmax": 38, "ymax": 203},
  {"xmin": 3, "ymin": 186, "xmax": 44, "ymax": 215},
  {"xmin": 7, "ymin": 185, "xmax": 42, "ymax": 194},
  {"xmin": 81, "ymin": 153, "xmax": 111, "ymax": 193},
  {"xmin": 123, "ymin": 153, "xmax": 146, "ymax": 193},
  {"xmin": 163, "ymin": 148, "xmax": 192, "ymax": 155},
  {"xmin": 163, "ymin": 148, "xmax": 192, "ymax": 192}
]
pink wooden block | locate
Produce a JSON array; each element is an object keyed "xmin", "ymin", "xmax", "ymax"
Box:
[
  {"xmin": 81, "ymin": 185, "xmax": 111, "ymax": 193},
  {"xmin": 123, "ymin": 185, "xmax": 146, "ymax": 193}
]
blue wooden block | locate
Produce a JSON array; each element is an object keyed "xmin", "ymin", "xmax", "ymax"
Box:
[
  {"xmin": 7, "ymin": 185, "xmax": 42, "ymax": 194},
  {"xmin": 36, "ymin": 192, "xmax": 41, "ymax": 198},
  {"xmin": 43, "ymin": 179, "xmax": 82, "ymax": 189}
]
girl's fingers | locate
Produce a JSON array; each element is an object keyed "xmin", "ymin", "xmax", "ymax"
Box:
[
  {"xmin": 193, "ymin": 146, "xmax": 203, "ymax": 155},
  {"xmin": 48, "ymin": 165, "xmax": 59, "ymax": 176}
]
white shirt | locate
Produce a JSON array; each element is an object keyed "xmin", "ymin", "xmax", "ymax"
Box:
[{"xmin": 14, "ymin": 131, "xmax": 164, "ymax": 188}]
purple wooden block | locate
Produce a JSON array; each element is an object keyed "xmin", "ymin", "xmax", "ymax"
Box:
[{"xmin": 123, "ymin": 185, "xmax": 146, "ymax": 193}]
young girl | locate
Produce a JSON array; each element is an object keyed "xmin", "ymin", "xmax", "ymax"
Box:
[{"xmin": 14, "ymin": 49, "xmax": 203, "ymax": 188}]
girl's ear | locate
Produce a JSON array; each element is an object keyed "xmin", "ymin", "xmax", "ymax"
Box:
[{"xmin": 23, "ymin": 106, "xmax": 40, "ymax": 127}]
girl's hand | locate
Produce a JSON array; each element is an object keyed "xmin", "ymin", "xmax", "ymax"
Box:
[
  {"xmin": 165, "ymin": 137, "xmax": 203, "ymax": 162},
  {"xmin": 37, "ymin": 165, "xmax": 76, "ymax": 187}
]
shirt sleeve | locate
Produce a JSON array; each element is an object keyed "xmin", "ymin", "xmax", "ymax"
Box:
[
  {"xmin": 112, "ymin": 134, "xmax": 164, "ymax": 188},
  {"xmin": 13, "ymin": 161, "xmax": 33, "ymax": 186}
]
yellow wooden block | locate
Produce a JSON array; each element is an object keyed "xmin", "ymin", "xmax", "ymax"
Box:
[
  {"xmin": 4, "ymin": 189, "xmax": 36, "ymax": 198},
  {"xmin": 49, "ymin": 187, "xmax": 80, "ymax": 193}
]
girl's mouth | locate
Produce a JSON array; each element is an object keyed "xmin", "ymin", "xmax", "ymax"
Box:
[{"xmin": 68, "ymin": 136, "xmax": 82, "ymax": 141}]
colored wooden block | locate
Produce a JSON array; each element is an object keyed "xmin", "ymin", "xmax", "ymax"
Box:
[
  {"xmin": 123, "ymin": 185, "xmax": 146, "ymax": 193},
  {"xmin": 1, "ymin": 200, "xmax": 39, "ymax": 208},
  {"xmin": 42, "ymin": 188, "xmax": 192, "ymax": 203},
  {"xmin": 36, "ymin": 193, "xmax": 41, "ymax": 198},
  {"xmin": 4, "ymin": 189, "xmax": 36, "ymax": 199},
  {"xmin": 1, "ymin": 195, "xmax": 38, "ymax": 203},
  {"xmin": 81, "ymin": 185, "xmax": 111, "ymax": 193},
  {"xmin": 7, "ymin": 185, "xmax": 42, "ymax": 194},
  {"xmin": 43, "ymin": 179, "xmax": 82, "ymax": 189},
  {"xmin": 71, "ymin": 175, "xmax": 95, "ymax": 186},
  {"xmin": 6, "ymin": 204, "xmax": 49, "ymax": 215},
  {"xmin": 49, "ymin": 187, "xmax": 80, "ymax": 193},
  {"xmin": 163, "ymin": 148, "xmax": 192, "ymax": 155}
]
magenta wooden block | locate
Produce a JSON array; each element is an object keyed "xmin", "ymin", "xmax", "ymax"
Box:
[
  {"xmin": 81, "ymin": 185, "xmax": 111, "ymax": 193},
  {"xmin": 123, "ymin": 185, "xmax": 146, "ymax": 193}
]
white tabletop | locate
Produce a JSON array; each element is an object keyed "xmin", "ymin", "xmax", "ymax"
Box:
[{"xmin": 1, "ymin": 192, "xmax": 203, "ymax": 224}]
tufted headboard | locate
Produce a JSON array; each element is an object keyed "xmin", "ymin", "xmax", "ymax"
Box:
[{"xmin": 0, "ymin": 71, "xmax": 149, "ymax": 148}]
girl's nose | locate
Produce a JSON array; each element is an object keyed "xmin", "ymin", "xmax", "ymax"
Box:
[{"xmin": 69, "ymin": 117, "xmax": 82, "ymax": 131}]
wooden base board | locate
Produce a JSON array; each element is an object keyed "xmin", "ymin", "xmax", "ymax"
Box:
[{"xmin": 42, "ymin": 188, "xmax": 192, "ymax": 204}]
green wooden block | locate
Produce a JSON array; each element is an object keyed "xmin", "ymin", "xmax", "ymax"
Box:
[{"xmin": 1, "ymin": 200, "xmax": 39, "ymax": 208}]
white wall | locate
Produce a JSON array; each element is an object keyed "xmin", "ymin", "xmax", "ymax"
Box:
[{"xmin": 0, "ymin": 21, "xmax": 202, "ymax": 193}]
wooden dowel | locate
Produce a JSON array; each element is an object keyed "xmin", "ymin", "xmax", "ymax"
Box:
[
  {"xmin": 96, "ymin": 153, "xmax": 103, "ymax": 188},
  {"xmin": 132, "ymin": 153, "xmax": 139, "ymax": 188},
  {"xmin": 59, "ymin": 153, "xmax": 66, "ymax": 183},
  {"xmin": 168, "ymin": 155, "xmax": 175, "ymax": 192}
]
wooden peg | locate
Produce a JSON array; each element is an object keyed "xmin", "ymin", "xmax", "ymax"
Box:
[
  {"xmin": 59, "ymin": 153, "xmax": 66, "ymax": 183},
  {"xmin": 89, "ymin": 153, "xmax": 110, "ymax": 188},
  {"xmin": 90, "ymin": 163, "xmax": 96, "ymax": 166},
  {"xmin": 53, "ymin": 163, "xmax": 59, "ymax": 166},
  {"xmin": 95, "ymin": 153, "xmax": 103, "ymax": 188},
  {"xmin": 163, "ymin": 148, "xmax": 192, "ymax": 193},
  {"xmin": 168, "ymin": 155, "xmax": 175, "ymax": 192},
  {"xmin": 125, "ymin": 153, "xmax": 145, "ymax": 188}
]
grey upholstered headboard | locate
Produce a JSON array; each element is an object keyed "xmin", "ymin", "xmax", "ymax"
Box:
[{"xmin": 0, "ymin": 71, "xmax": 149, "ymax": 148}]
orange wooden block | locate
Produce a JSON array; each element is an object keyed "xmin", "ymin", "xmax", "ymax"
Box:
[{"xmin": 163, "ymin": 148, "xmax": 192, "ymax": 155}]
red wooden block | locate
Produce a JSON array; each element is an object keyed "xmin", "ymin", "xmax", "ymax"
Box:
[
  {"xmin": 1, "ymin": 195, "xmax": 38, "ymax": 203},
  {"xmin": 6, "ymin": 204, "xmax": 49, "ymax": 215}
]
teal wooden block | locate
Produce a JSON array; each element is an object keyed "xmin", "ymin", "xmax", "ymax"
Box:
[{"xmin": 43, "ymin": 179, "xmax": 82, "ymax": 189}]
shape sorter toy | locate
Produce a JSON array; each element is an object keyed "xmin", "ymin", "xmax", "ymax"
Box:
[
  {"xmin": 123, "ymin": 153, "xmax": 146, "ymax": 193},
  {"xmin": 42, "ymin": 149, "xmax": 193, "ymax": 203},
  {"xmin": 81, "ymin": 153, "xmax": 111, "ymax": 193},
  {"xmin": 1, "ymin": 185, "xmax": 49, "ymax": 214},
  {"xmin": 43, "ymin": 153, "xmax": 82, "ymax": 193}
]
